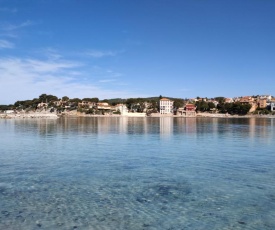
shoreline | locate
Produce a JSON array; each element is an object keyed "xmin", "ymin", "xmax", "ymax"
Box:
[
  {"xmin": 1, "ymin": 112, "xmax": 274, "ymax": 119},
  {"xmin": 0, "ymin": 113, "xmax": 59, "ymax": 119}
]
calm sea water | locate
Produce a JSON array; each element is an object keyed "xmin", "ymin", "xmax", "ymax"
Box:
[{"xmin": 0, "ymin": 117, "xmax": 275, "ymax": 230}]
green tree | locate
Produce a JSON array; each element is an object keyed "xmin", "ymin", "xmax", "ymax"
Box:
[
  {"xmin": 208, "ymin": 102, "xmax": 216, "ymax": 110},
  {"xmin": 195, "ymin": 101, "xmax": 209, "ymax": 112},
  {"xmin": 69, "ymin": 98, "xmax": 82, "ymax": 103},
  {"xmin": 0, "ymin": 104, "xmax": 13, "ymax": 111},
  {"xmin": 39, "ymin": 94, "xmax": 47, "ymax": 102},
  {"xmin": 38, "ymin": 94, "xmax": 58, "ymax": 103},
  {"xmin": 173, "ymin": 99, "xmax": 184, "ymax": 109},
  {"xmin": 218, "ymin": 102, "xmax": 251, "ymax": 115},
  {"xmin": 82, "ymin": 97, "xmax": 99, "ymax": 103},
  {"xmin": 214, "ymin": 97, "xmax": 225, "ymax": 104},
  {"xmin": 62, "ymin": 96, "xmax": 69, "ymax": 101}
]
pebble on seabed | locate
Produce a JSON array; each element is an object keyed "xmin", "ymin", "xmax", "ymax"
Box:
[{"xmin": 36, "ymin": 220, "xmax": 42, "ymax": 227}]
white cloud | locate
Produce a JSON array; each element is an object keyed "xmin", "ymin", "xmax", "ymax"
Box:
[
  {"xmin": 26, "ymin": 59, "xmax": 80, "ymax": 73},
  {"xmin": 0, "ymin": 39, "xmax": 14, "ymax": 49},
  {"xmin": 0, "ymin": 20, "xmax": 34, "ymax": 38},
  {"xmin": 86, "ymin": 50, "xmax": 117, "ymax": 58},
  {"xmin": 99, "ymin": 79, "xmax": 116, "ymax": 83},
  {"xmin": 0, "ymin": 20, "xmax": 33, "ymax": 31},
  {"xmin": 0, "ymin": 57, "xmax": 135, "ymax": 104},
  {"xmin": 37, "ymin": 47, "xmax": 63, "ymax": 60},
  {"xmin": 0, "ymin": 7, "xmax": 17, "ymax": 13}
]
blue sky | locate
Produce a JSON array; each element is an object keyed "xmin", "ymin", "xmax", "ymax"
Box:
[{"xmin": 0, "ymin": 0, "xmax": 274, "ymax": 104}]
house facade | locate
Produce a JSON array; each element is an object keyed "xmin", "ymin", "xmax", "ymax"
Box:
[
  {"xmin": 239, "ymin": 96, "xmax": 254, "ymax": 105},
  {"xmin": 225, "ymin": 98, "xmax": 233, "ymax": 103},
  {"xmin": 115, "ymin": 104, "xmax": 128, "ymax": 115},
  {"xmin": 258, "ymin": 99, "xmax": 267, "ymax": 109},
  {"xmin": 270, "ymin": 101, "xmax": 275, "ymax": 111},
  {"xmin": 159, "ymin": 98, "xmax": 174, "ymax": 114},
  {"xmin": 260, "ymin": 95, "xmax": 272, "ymax": 101},
  {"xmin": 97, "ymin": 102, "xmax": 111, "ymax": 110},
  {"xmin": 78, "ymin": 101, "xmax": 97, "ymax": 109},
  {"xmin": 185, "ymin": 104, "xmax": 196, "ymax": 117}
]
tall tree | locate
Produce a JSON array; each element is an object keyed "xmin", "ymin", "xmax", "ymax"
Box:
[{"xmin": 62, "ymin": 96, "xmax": 69, "ymax": 101}]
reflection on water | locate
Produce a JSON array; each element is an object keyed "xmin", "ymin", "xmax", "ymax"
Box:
[
  {"xmin": 12, "ymin": 116, "xmax": 274, "ymax": 137},
  {"xmin": 0, "ymin": 117, "xmax": 275, "ymax": 229},
  {"xmin": 160, "ymin": 117, "xmax": 173, "ymax": 137}
]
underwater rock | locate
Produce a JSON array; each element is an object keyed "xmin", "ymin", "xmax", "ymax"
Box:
[
  {"xmin": 136, "ymin": 197, "xmax": 150, "ymax": 203},
  {"xmin": 0, "ymin": 182, "xmax": 12, "ymax": 195},
  {"xmin": 268, "ymin": 194, "xmax": 275, "ymax": 201},
  {"xmin": 1, "ymin": 211, "xmax": 10, "ymax": 217},
  {"xmin": 36, "ymin": 220, "xmax": 42, "ymax": 227},
  {"xmin": 138, "ymin": 180, "xmax": 191, "ymax": 203},
  {"xmin": 238, "ymin": 221, "xmax": 246, "ymax": 225}
]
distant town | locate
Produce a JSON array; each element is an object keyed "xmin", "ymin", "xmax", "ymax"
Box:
[{"xmin": 1, "ymin": 94, "xmax": 275, "ymax": 117}]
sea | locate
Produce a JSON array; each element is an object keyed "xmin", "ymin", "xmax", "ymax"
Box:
[{"xmin": 0, "ymin": 117, "xmax": 275, "ymax": 230}]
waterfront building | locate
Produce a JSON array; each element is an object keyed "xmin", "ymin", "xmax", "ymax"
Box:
[
  {"xmin": 270, "ymin": 101, "xmax": 275, "ymax": 111},
  {"xmin": 159, "ymin": 98, "xmax": 174, "ymax": 114},
  {"xmin": 78, "ymin": 101, "xmax": 97, "ymax": 109},
  {"xmin": 115, "ymin": 104, "xmax": 128, "ymax": 115},
  {"xmin": 96, "ymin": 102, "xmax": 112, "ymax": 114},
  {"xmin": 185, "ymin": 104, "xmax": 196, "ymax": 117}
]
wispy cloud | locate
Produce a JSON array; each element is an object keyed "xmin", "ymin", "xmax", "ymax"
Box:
[
  {"xmin": 0, "ymin": 57, "xmax": 134, "ymax": 104},
  {"xmin": 0, "ymin": 20, "xmax": 34, "ymax": 31},
  {"xmin": 34, "ymin": 47, "xmax": 63, "ymax": 61},
  {"xmin": 0, "ymin": 39, "xmax": 14, "ymax": 49},
  {"xmin": 99, "ymin": 79, "xmax": 117, "ymax": 83},
  {"xmin": 86, "ymin": 50, "xmax": 117, "ymax": 58},
  {"xmin": 0, "ymin": 7, "xmax": 17, "ymax": 13},
  {"xmin": 0, "ymin": 20, "xmax": 34, "ymax": 38},
  {"xmin": 26, "ymin": 59, "xmax": 81, "ymax": 73}
]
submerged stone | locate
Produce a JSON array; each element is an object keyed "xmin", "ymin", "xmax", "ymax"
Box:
[
  {"xmin": 1, "ymin": 211, "xmax": 10, "ymax": 217},
  {"xmin": 238, "ymin": 221, "xmax": 246, "ymax": 225},
  {"xmin": 138, "ymin": 180, "xmax": 191, "ymax": 203},
  {"xmin": 36, "ymin": 220, "xmax": 42, "ymax": 227}
]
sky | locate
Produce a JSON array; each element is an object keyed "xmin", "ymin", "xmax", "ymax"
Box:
[{"xmin": 0, "ymin": 0, "xmax": 274, "ymax": 104}]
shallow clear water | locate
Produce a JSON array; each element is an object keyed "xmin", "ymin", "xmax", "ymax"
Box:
[{"xmin": 0, "ymin": 117, "xmax": 275, "ymax": 230}]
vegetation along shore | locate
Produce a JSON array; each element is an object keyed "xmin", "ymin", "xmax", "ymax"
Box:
[{"xmin": 1, "ymin": 93, "xmax": 275, "ymax": 119}]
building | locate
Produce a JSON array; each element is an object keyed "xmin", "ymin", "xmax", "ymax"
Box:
[
  {"xmin": 96, "ymin": 102, "xmax": 111, "ymax": 114},
  {"xmin": 159, "ymin": 98, "xmax": 174, "ymax": 114},
  {"xmin": 185, "ymin": 104, "xmax": 196, "ymax": 117},
  {"xmin": 270, "ymin": 101, "xmax": 275, "ymax": 111},
  {"xmin": 225, "ymin": 98, "xmax": 233, "ymax": 103},
  {"xmin": 4, "ymin": 110, "xmax": 15, "ymax": 114},
  {"xmin": 115, "ymin": 104, "xmax": 128, "ymax": 115},
  {"xmin": 208, "ymin": 99, "xmax": 219, "ymax": 107},
  {"xmin": 258, "ymin": 99, "xmax": 267, "ymax": 109},
  {"xmin": 260, "ymin": 95, "xmax": 272, "ymax": 101},
  {"xmin": 78, "ymin": 101, "xmax": 97, "ymax": 109},
  {"xmin": 239, "ymin": 96, "xmax": 254, "ymax": 105}
]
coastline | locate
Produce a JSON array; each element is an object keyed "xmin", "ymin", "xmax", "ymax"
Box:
[
  {"xmin": 1, "ymin": 111, "xmax": 274, "ymax": 119},
  {"xmin": 0, "ymin": 113, "xmax": 59, "ymax": 119}
]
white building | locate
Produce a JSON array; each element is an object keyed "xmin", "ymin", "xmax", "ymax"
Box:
[
  {"xmin": 115, "ymin": 104, "xmax": 128, "ymax": 115},
  {"xmin": 159, "ymin": 98, "xmax": 174, "ymax": 114},
  {"xmin": 271, "ymin": 102, "xmax": 275, "ymax": 111},
  {"xmin": 260, "ymin": 95, "xmax": 272, "ymax": 101},
  {"xmin": 4, "ymin": 110, "xmax": 15, "ymax": 114}
]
